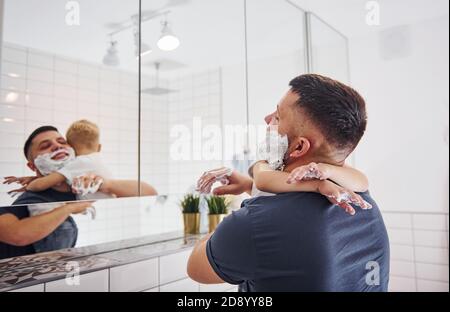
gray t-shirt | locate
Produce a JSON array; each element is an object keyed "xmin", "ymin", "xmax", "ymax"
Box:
[{"xmin": 206, "ymin": 192, "xmax": 390, "ymax": 292}]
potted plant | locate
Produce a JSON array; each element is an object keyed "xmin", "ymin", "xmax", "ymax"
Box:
[
  {"xmin": 180, "ymin": 194, "xmax": 201, "ymax": 235},
  {"xmin": 206, "ymin": 196, "xmax": 230, "ymax": 233}
]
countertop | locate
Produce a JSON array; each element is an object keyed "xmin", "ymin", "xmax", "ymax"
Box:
[{"xmin": 0, "ymin": 231, "xmax": 204, "ymax": 292}]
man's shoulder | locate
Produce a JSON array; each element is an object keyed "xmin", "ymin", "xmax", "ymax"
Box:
[
  {"xmin": 243, "ymin": 192, "xmax": 328, "ymax": 208},
  {"xmin": 12, "ymin": 191, "xmax": 49, "ymax": 205},
  {"xmin": 12, "ymin": 189, "xmax": 76, "ymax": 206}
]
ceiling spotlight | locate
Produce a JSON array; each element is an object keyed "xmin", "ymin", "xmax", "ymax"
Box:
[
  {"xmin": 103, "ymin": 40, "xmax": 120, "ymax": 67},
  {"xmin": 157, "ymin": 20, "xmax": 180, "ymax": 52}
]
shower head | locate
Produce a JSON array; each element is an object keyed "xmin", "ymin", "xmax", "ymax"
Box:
[
  {"xmin": 141, "ymin": 86, "xmax": 177, "ymax": 95},
  {"xmin": 142, "ymin": 62, "xmax": 177, "ymax": 96}
]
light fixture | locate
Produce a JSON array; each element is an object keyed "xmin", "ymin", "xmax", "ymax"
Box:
[
  {"xmin": 2, "ymin": 117, "xmax": 15, "ymax": 123},
  {"xmin": 103, "ymin": 40, "xmax": 120, "ymax": 67},
  {"xmin": 157, "ymin": 20, "xmax": 180, "ymax": 52},
  {"xmin": 7, "ymin": 73, "xmax": 20, "ymax": 78},
  {"xmin": 133, "ymin": 27, "xmax": 152, "ymax": 59}
]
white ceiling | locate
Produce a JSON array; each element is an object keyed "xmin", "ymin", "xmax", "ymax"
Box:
[{"xmin": 2, "ymin": 0, "xmax": 448, "ymax": 75}]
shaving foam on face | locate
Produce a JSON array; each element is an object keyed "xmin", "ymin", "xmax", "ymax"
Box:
[
  {"xmin": 256, "ymin": 129, "xmax": 289, "ymax": 170},
  {"xmin": 34, "ymin": 148, "xmax": 75, "ymax": 176}
]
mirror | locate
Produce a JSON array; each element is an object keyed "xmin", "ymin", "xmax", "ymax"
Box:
[
  {"xmin": 0, "ymin": 0, "xmax": 145, "ymax": 208},
  {"xmin": 139, "ymin": 0, "xmax": 247, "ymax": 195}
]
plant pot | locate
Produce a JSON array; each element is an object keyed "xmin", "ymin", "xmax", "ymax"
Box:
[
  {"xmin": 208, "ymin": 214, "xmax": 227, "ymax": 233},
  {"xmin": 183, "ymin": 213, "xmax": 200, "ymax": 235}
]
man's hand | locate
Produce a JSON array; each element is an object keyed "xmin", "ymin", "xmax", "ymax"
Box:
[
  {"xmin": 317, "ymin": 180, "xmax": 372, "ymax": 216},
  {"xmin": 197, "ymin": 168, "xmax": 253, "ymax": 196},
  {"xmin": 63, "ymin": 201, "xmax": 95, "ymax": 215}
]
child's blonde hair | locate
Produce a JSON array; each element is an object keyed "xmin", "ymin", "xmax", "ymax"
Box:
[{"xmin": 66, "ymin": 120, "xmax": 100, "ymax": 151}]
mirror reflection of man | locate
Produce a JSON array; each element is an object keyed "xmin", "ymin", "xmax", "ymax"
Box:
[
  {"xmin": 0, "ymin": 126, "xmax": 157, "ymax": 259},
  {"xmin": 0, "ymin": 126, "xmax": 91, "ymax": 259}
]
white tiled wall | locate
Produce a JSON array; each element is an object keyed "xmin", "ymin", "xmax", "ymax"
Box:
[
  {"xmin": 167, "ymin": 69, "xmax": 223, "ymax": 194},
  {"xmin": 384, "ymin": 211, "xmax": 449, "ymax": 292},
  {"xmin": 72, "ymin": 196, "xmax": 184, "ymax": 248}
]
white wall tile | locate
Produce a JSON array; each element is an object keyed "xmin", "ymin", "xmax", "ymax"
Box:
[
  {"xmin": 414, "ymin": 230, "xmax": 448, "ymax": 248},
  {"xmin": 415, "ymin": 263, "xmax": 449, "ymax": 282},
  {"xmin": 390, "ymin": 244, "xmax": 415, "ymax": 261},
  {"xmin": 109, "ymin": 258, "xmax": 159, "ymax": 292},
  {"xmin": 159, "ymin": 249, "xmax": 192, "ymax": 285},
  {"xmin": 55, "ymin": 58, "xmax": 78, "ymax": 74},
  {"xmin": 55, "ymin": 71, "xmax": 77, "ymax": 87},
  {"xmin": 27, "ymin": 66, "xmax": 54, "ymax": 84},
  {"xmin": 160, "ymin": 278, "xmax": 199, "ymax": 292},
  {"xmin": 28, "ymin": 51, "xmax": 54, "ymax": 69},
  {"xmin": 27, "ymin": 80, "xmax": 53, "ymax": 96},
  {"xmin": 2, "ymin": 47, "xmax": 27, "ymax": 64},
  {"xmin": 2, "ymin": 61, "xmax": 27, "ymax": 78},
  {"xmin": 390, "ymin": 260, "xmax": 416, "ymax": 278},
  {"xmin": 388, "ymin": 276, "xmax": 416, "ymax": 292},
  {"xmin": 415, "ymin": 247, "xmax": 449, "ymax": 265},
  {"xmin": 9, "ymin": 284, "xmax": 45, "ymax": 292},
  {"xmin": 2, "ymin": 76, "xmax": 26, "ymax": 91},
  {"xmin": 417, "ymin": 280, "xmax": 449, "ymax": 292},
  {"xmin": 413, "ymin": 214, "xmax": 448, "ymax": 231},
  {"xmin": 388, "ymin": 229, "xmax": 414, "ymax": 245}
]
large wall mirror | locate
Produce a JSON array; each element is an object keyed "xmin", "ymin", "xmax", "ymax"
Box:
[
  {"xmin": 0, "ymin": 0, "xmax": 142, "ymax": 208},
  {"xmin": 0, "ymin": 0, "xmax": 349, "ymax": 256}
]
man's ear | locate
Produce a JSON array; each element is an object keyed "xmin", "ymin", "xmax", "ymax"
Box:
[
  {"xmin": 98, "ymin": 144, "xmax": 102, "ymax": 152},
  {"xmin": 289, "ymin": 137, "xmax": 311, "ymax": 159},
  {"xmin": 27, "ymin": 161, "xmax": 37, "ymax": 173}
]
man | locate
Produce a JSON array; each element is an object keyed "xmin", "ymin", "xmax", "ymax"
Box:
[
  {"xmin": 187, "ymin": 74, "xmax": 390, "ymax": 292},
  {"xmin": 0, "ymin": 126, "xmax": 157, "ymax": 259}
]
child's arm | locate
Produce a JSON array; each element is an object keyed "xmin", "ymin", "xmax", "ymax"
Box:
[
  {"xmin": 286, "ymin": 162, "xmax": 369, "ymax": 193},
  {"xmin": 252, "ymin": 161, "xmax": 322, "ymax": 194},
  {"xmin": 100, "ymin": 179, "xmax": 158, "ymax": 197},
  {"xmin": 252, "ymin": 161, "xmax": 371, "ymax": 214},
  {"xmin": 26, "ymin": 172, "xmax": 66, "ymax": 192}
]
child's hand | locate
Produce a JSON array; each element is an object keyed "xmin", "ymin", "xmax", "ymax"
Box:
[
  {"xmin": 72, "ymin": 174, "xmax": 104, "ymax": 196},
  {"xmin": 318, "ymin": 180, "xmax": 372, "ymax": 216},
  {"xmin": 7, "ymin": 186, "xmax": 27, "ymax": 197},
  {"xmin": 286, "ymin": 163, "xmax": 331, "ymax": 184},
  {"xmin": 3, "ymin": 176, "xmax": 37, "ymax": 186}
]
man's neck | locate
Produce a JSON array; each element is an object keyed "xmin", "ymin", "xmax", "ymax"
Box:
[{"xmin": 283, "ymin": 156, "xmax": 344, "ymax": 173}]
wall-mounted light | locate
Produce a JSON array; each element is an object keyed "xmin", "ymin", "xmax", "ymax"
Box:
[
  {"xmin": 7, "ymin": 73, "xmax": 20, "ymax": 78},
  {"xmin": 103, "ymin": 40, "xmax": 120, "ymax": 67},
  {"xmin": 2, "ymin": 117, "xmax": 15, "ymax": 123},
  {"xmin": 157, "ymin": 20, "xmax": 180, "ymax": 52}
]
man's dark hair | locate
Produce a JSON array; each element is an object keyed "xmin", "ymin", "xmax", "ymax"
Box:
[
  {"xmin": 289, "ymin": 74, "xmax": 367, "ymax": 156},
  {"xmin": 23, "ymin": 126, "xmax": 59, "ymax": 160}
]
